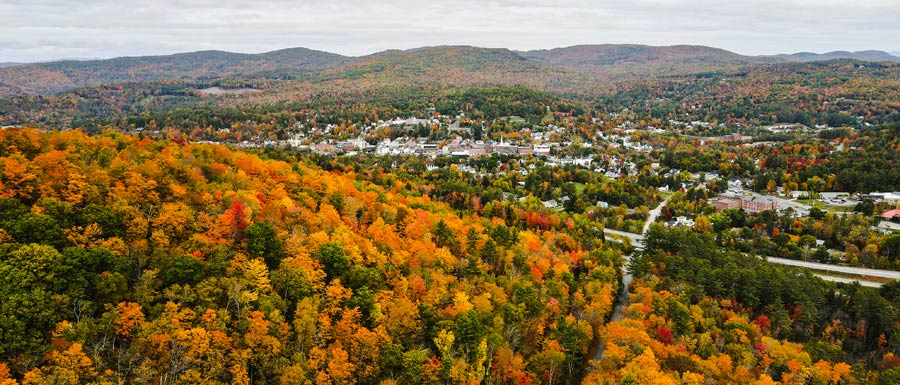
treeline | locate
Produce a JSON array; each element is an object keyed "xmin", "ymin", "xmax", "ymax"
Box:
[
  {"xmin": 598, "ymin": 61, "xmax": 900, "ymax": 127},
  {"xmin": 629, "ymin": 225, "xmax": 900, "ymax": 382}
]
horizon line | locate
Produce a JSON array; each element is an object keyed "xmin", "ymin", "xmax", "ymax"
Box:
[{"xmin": 5, "ymin": 43, "xmax": 900, "ymax": 64}]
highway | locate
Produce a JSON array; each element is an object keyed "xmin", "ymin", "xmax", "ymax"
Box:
[
  {"xmin": 765, "ymin": 257, "xmax": 900, "ymax": 280},
  {"xmin": 605, "ymin": 231, "xmax": 897, "ymax": 285},
  {"xmin": 813, "ymin": 275, "xmax": 883, "ymax": 288}
]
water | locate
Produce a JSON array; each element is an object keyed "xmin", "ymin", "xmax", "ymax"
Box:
[
  {"xmin": 591, "ymin": 258, "xmax": 632, "ymax": 362},
  {"xmin": 610, "ymin": 266, "xmax": 632, "ymax": 322}
]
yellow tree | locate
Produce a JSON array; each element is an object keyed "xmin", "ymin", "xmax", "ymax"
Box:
[{"xmin": 22, "ymin": 343, "xmax": 97, "ymax": 385}]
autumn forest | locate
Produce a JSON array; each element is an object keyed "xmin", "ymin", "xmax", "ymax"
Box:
[{"xmin": 0, "ymin": 43, "xmax": 899, "ymax": 385}]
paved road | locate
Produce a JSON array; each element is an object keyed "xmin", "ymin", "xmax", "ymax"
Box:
[
  {"xmin": 766, "ymin": 257, "xmax": 900, "ymax": 280},
  {"xmin": 603, "ymin": 228, "xmax": 644, "ymax": 245},
  {"xmin": 814, "ymin": 275, "xmax": 883, "ymax": 288},
  {"xmin": 602, "ymin": 196, "xmax": 670, "ymax": 245},
  {"xmin": 644, "ymin": 196, "xmax": 672, "ymax": 234}
]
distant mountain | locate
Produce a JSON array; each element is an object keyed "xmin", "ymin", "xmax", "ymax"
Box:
[
  {"xmin": 523, "ymin": 44, "xmax": 760, "ymax": 73},
  {"xmin": 523, "ymin": 45, "xmax": 900, "ymax": 74},
  {"xmin": 891, "ymin": 51, "xmax": 900, "ymax": 58},
  {"xmin": 3, "ymin": 44, "xmax": 900, "ymax": 98},
  {"xmin": 307, "ymin": 45, "xmax": 602, "ymax": 95},
  {"xmin": 770, "ymin": 50, "xmax": 900, "ymax": 62},
  {"xmin": 0, "ymin": 48, "xmax": 351, "ymax": 96},
  {"xmin": 0, "ymin": 63, "xmax": 22, "ymax": 68}
]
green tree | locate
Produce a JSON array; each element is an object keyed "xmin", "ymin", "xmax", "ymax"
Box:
[
  {"xmin": 315, "ymin": 242, "xmax": 350, "ymax": 281},
  {"xmin": 245, "ymin": 222, "xmax": 284, "ymax": 268},
  {"xmin": 0, "ymin": 244, "xmax": 68, "ymax": 360},
  {"xmin": 855, "ymin": 199, "xmax": 875, "ymax": 215}
]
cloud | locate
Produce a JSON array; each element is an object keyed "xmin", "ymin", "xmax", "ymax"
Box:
[{"xmin": 1, "ymin": 0, "xmax": 898, "ymax": 62}]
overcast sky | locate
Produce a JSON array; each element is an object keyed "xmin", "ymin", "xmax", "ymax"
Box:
[{"xmin": 2, "ymin": 0, "xmax": 899, "ymax": 62}]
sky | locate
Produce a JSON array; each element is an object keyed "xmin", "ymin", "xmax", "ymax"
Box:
[{"xmin": 2, "ymin": 0, "xmax": 899, "ymax": 62}]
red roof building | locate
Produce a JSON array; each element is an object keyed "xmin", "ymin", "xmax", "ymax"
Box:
[{"xmin": 882, "ymin": 209, "xmax": 900, "ymax": 220}]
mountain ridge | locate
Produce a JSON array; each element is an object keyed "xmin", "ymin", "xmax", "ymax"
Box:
[
  {"xmin": 2, "ymin": 44, "xmax": 899, "ymax": 98},
  {"xmin": 0, "ymin": 47, "xmax": 351, "ymax": 96},
  {"xmin": 767, "ymin": 50, "xmax": 900, "ymax": 62}
]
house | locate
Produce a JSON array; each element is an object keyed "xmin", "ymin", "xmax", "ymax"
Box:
[
  {"xmin": 882, "ymin": 209, "xmax": 900, "ymax": 221},
  {"xmin": 789, "ymin": 191, "xmax": 807, "ymax": 199},
  {"xmin": 671, "ymin": 216, "xmax": 695, "ymax": 227},
  {"xmin": 573, "ymin": 157, "xmax": 593, "ymax": 168}
]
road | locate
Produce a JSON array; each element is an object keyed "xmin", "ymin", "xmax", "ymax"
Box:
[
  {"xmin": 603, "ymin": 228, "xmax": 643, "ymax": 247},
  {"xmin": 765, "ymin": 257, "xmax": 900, "ymax": 280},
  {"xmin": 813, "ymin": 275, "xmax": 883, "ymax": 288},
  {"xmin": 590, "ymin": 194, "xmax": 893, "ymax": 373},
  {"xmin": 602, "ymin": 196, "xmax": 669, "ymax": 249},
  {"xmin": 643, "ymin": 196, "xmax": 672, "ymax": 234}
]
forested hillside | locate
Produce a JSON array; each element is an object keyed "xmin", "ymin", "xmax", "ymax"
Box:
[
  {"xmin": 4, "ymin": 59, "xmax": 900, "ymax": 132},
  {"xmin": 0, "ymin": 48, "xmax": 351, "ymax": 97},
  {"xmin": 599, "ymin": 60, "xmax": 900, "ymax": 126},
  {"xmin": 1, "ymin": 128, "xmax": 896, "ymax": 384},
  {"xmin": 0, "ymin": 128, "xmax": 620, "ymax": 384},
  {"xmin": 3, "ymin": 44, "xmax": 898, "ymax": 99}
]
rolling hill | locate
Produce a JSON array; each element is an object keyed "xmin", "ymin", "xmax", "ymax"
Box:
[
  {"xmin": 2, "ymin": 44, "xmax": 900, "ymax": 99},
  {"xmin": 522, "ymin": 45, "xmax": 900, "ymax": 74},
  {"xmin": 773, "ymin": 50, "xmax": 900, "ymax": 62},
  {"xmin": 307, "ymin": 46, "xmax": 600, "ymax": 94},
  {"xmin": 0, "ymin": 47, "xmax": 351, "ymax": 97},
  {"xmin": 522, "ymin": 44, "xmax": 761, "ymax": 73}
]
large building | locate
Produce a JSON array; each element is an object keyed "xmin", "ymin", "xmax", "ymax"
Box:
[
  {"xmin": 741, "ymin": 196, "xmax": 779, "ymax": 214},
  {"xmin": 710, "ymin": 195, "xmax": 741, "ymax": 211},
  {"xmin": 709, "ymin": 194, "xmax": 779, "ymax": 214}
]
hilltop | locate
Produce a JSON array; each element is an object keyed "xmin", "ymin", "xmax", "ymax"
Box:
[
  {"xmin": 2, "ymin": 44, "xmax": 899, "ymax": 98},
  {"xmin": 522, "ymin": 44, "xmax": 761, "ymax": 75},
  {"xmin": 0, "ymin": 47, "xmax": 350, "ymax": 96}
]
